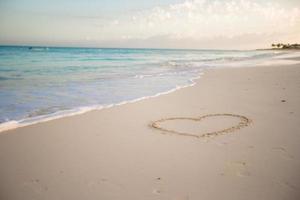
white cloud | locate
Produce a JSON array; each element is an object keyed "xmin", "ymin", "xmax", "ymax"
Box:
[{"xmin": 100, "ymin": 0, "xmax": 300, "ymax": 48}]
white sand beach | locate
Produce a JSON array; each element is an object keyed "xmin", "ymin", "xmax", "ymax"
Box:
[{"xmin": 1, "ymin": 64, "xmax": 300, "ymax": 200}]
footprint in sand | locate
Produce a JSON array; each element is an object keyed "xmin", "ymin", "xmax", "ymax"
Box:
[
  {"xmin": 87, "ymin": 178, "xmax": 124, "ymax": 190},
  {"xmin": 279, "ymin": 181, "xmax": 298, "ymax": 191},
  {"xmin": 222, "ymin": 161, "xmax": 251, "ymax": 177},
  {"xmin": 23, "ymin": 179, "xmax": 48, "ymax": 194},
  {"xmin": 152, "ymin": 189, "xmax": 162, "ymax": 195},
  {"xmin": 152, "ymin": 177, "xmax": 166, "ymax": 195},
  {"xmin": 272, "ymin": 147, "xmax": 294, "ymax": 160}
]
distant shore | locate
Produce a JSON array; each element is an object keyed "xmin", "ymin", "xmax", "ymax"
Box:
[
  {"xmin": 257, "ymin": 48, "xmax": 300, "ymax": 51},
  {"xmin": 258, "ymin": 43, "xmax": 300, "ymax": 51}
]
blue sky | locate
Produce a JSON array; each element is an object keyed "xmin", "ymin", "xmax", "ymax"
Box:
[{"xmin": 0, "ymin": 0, "xmax": 300, "ymax": 49}]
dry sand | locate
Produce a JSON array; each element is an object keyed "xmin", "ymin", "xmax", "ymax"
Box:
[{"xmin": 0, "ymin": 64, "xmax": 300, "ymax": 200}]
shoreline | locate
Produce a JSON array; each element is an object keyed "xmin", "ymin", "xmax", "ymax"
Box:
[
  {"xmin": 0, "ymin": 73, "xmax": 204, "ymax": 134},
  {"xmin": 1, "ymin": 49, "xmax": 300, "ymax": 134},
  {"xmin": 0, "ymin": 63, "xmax": 298, "ymax": 134},
  {"xmin": 1, "ymin": 63, "xmax": 300, "ymax": 199},
  {"xmin": 1, "ymin": 50, "xmax": 300, "ymax": 134}
]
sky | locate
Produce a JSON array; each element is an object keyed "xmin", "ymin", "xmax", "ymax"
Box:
[{"xmin": 0, "ymin": 0, "xmax": 300, "ymax": 49}]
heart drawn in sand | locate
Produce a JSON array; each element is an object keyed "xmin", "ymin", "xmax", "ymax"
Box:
[{"xmin": 150, "ymin": 114, "xmax": 252, "ymax": 138}]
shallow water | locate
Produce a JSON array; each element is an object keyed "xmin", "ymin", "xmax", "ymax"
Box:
[{"xmin": 0, "ymin": 46, "xmax": 292, "ymax": 130}]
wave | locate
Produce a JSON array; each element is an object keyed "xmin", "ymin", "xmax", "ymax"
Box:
[
  {"xmin": 0, "ymin": 76, "xmax": 23, "ymax": 81},
  {"xmin": 164, "ymin": 52, "xmax": 277, "ymax": 67},
  {"xmin": 1, "ymin": 47, "xmax": 298, "ymax": 134},
  {"xmin": 0, "ymin": 72, "xmax": 203, "ymax": 133},
  {"xmin": 134, "ymin": 74, "xmax": 154, "ymax": 79},
  {"xmin": 29, "ymin": 47, "xmax": 49, "ymax": 51}
]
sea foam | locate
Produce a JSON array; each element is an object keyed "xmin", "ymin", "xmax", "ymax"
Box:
[{"xmin": 0, "ymin": 46, "xmax": 297, "ymax": 132}]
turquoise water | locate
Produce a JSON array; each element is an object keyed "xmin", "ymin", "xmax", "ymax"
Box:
[{"xmin": 0, "ymin": 46, "xmax": 280, "ymax": 129}]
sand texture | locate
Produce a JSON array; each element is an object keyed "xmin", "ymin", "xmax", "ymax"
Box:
[{"xmin": 1, "ymin": 64, "xmax": 300, "ymax": 200}]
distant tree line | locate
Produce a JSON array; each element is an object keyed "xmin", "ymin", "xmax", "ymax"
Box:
[{"xmin": 271, "ymin": 43, "xmax": 300, "ymax": 49}]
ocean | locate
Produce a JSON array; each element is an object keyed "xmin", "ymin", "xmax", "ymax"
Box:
[{"xmin": 0, "ymin": 46, "xmax": 294, "ymax": 131}]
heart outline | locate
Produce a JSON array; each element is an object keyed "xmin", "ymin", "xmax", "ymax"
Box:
[{"xmin": 150, "ymin": 113, "xmax": 252, "ymax": 138}]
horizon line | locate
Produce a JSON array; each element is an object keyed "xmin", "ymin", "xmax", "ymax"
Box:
[{"xmin": 0, "ymin": 44, "xmax": 259, "ymax": 51}]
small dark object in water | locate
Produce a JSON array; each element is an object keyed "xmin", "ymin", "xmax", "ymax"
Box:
[
  {"xmin": 281, "ymin": 100, "xmax": 286, "ymax": 102},
  {"xmin": 28, "ymin": 47, "xmax": 33, "ymax": 50}
]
